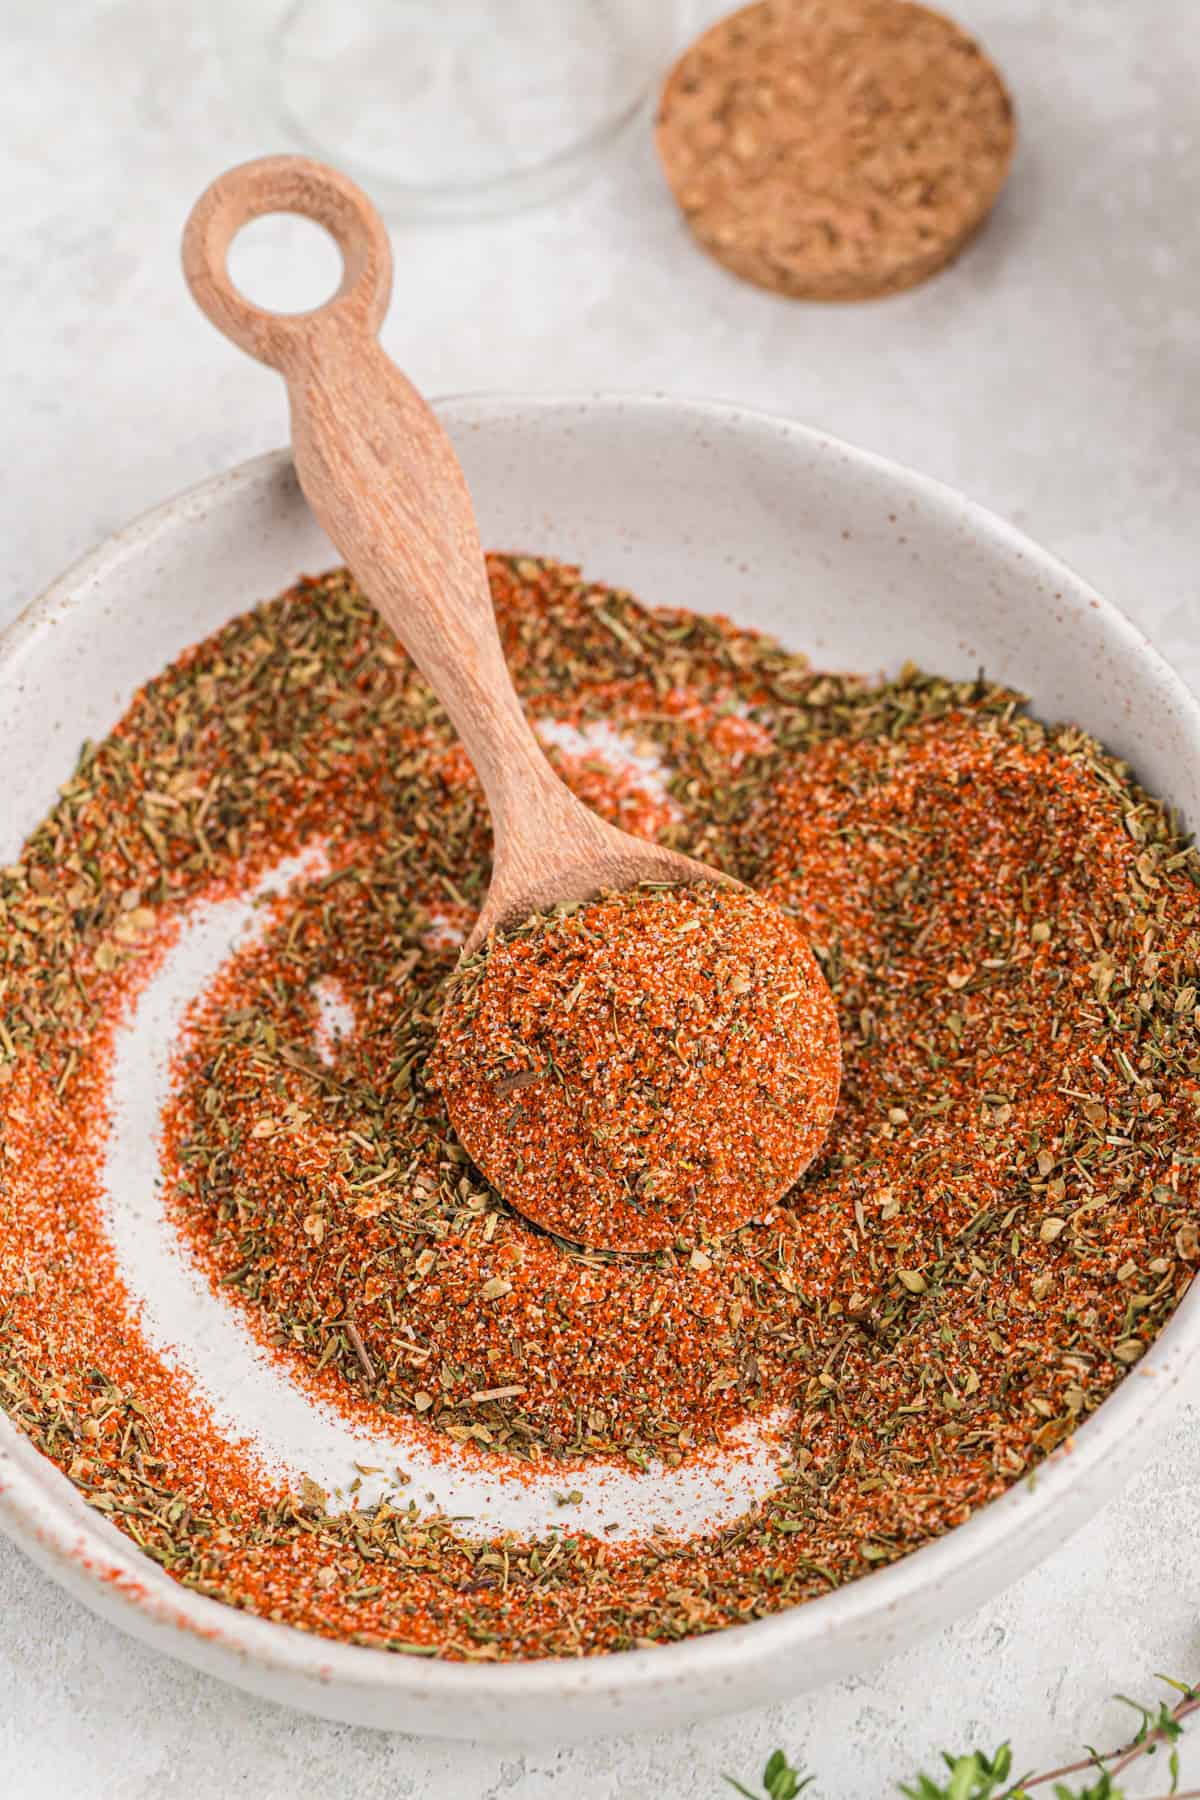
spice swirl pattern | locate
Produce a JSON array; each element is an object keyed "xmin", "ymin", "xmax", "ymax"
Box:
[{"xmin": 1, "ymin": 556, "xmax": 1197, "ymax": 1660}]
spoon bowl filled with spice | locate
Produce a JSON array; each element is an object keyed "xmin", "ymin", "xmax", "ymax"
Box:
[
  {"xmin": 2, "ymin": 373, "xmax": 1199, "ymax": 1737},
  {"xmin": 181, "ymin": 155, "xmax": 842, "ymax": 1253}
]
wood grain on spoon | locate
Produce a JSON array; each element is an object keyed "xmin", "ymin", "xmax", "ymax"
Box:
[{"xmin": 181, "ymin": 155, "xmax": 839, "ymax": 1249}]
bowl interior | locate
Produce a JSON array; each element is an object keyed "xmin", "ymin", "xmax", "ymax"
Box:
[{"xmin": 6, "ymin": 396, "xmax": 1197, "ymax": 843}]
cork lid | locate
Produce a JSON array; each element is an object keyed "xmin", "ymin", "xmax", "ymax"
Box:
[{"xmin": 656, "ymin": 0, "xmax": 1015, "ymax": 301}]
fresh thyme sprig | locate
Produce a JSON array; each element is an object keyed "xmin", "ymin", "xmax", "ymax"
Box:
[
  {"xmin": 725, "ymin": 1677, "xmax": 1200, "ymax": 1799},
  {"xmin": 725, "ymin": 1749, "xmax": 815, "ymax": 1799}
]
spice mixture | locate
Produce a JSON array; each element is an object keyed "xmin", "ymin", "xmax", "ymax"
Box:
[
  {"xmin": 1, "ymin": 554, "xmax": 1198, "ymax": 1661},
  {"xmin": 430, "ymin": 881, "xmax": 841, "ymax": 1251}
]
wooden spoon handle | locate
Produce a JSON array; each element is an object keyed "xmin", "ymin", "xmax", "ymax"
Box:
[
  {"xmin": 182, "ymin": 154, "xmax": 585, "ymax": 844},
  {"xmin": 180, "ymin": 155, "xmax": 393, "ymax": 368}
]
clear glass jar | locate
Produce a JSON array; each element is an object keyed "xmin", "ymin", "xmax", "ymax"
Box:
[{"xmin": 263, "ymin": 0, "xmax": 677, "ymax": 218}]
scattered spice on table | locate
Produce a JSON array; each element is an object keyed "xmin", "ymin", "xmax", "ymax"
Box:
[
  {"xmin": 430, "ymin": 880, "xmax": 840, "ymax": 1251},
  {"xmin": 1, "ymin": 554, "xmax": 1198, "ymax": 1662}
]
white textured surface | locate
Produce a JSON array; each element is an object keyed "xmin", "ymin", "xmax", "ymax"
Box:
[{"xmin": 1, "ymin": 1, "xmax": 1199, "ymax": 1793}]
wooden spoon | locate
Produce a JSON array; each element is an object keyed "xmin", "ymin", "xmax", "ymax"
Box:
[
  {"xmin": 182, "ymin": 154, "xmax": 839, "ymax": 1250},
  {"xmin": 183, "ymin": 155, "xmax": 716, "ymax": 949}
]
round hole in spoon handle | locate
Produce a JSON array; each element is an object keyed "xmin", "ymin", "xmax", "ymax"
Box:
[{"xmin": 182, "ymin": 155, "xmax": 840, "ymax": 1251}]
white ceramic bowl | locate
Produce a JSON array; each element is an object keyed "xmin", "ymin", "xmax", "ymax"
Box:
[{"xmin": 2, "ymin": 395, "xmax": 1198, "ymax": 1742}]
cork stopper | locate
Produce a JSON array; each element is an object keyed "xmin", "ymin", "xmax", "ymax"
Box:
[{"xmin": 656, "ymin": 0, "xmax": 1015, "ymax": 301}]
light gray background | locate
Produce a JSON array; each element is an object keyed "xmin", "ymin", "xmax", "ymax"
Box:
[{"xmin": 2, "ymin": 2, "xmax": 1198, "ymax": 1794}]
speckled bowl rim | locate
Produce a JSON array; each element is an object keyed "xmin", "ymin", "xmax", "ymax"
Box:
[{"xmin": 1, "ymin": 393, "xmax": 1198, "ymax": 1738}]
